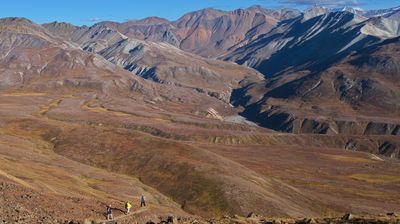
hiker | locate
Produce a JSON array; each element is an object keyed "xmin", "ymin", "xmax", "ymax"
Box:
[
  {"xmin": 106, "ymin": 204, "xmax": 113, "ymax": 220},
  {"xmin": 140, "ymin": 195, "xmax": 146, "ymax": 207},
  {"xmin": 125, "ymin": 201, "xmax": 132, "ymax": 214}
]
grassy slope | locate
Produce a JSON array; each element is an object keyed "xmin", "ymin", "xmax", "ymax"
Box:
[
  {"xmin": 0, "ymin": 92, "xmax": 399, "ymax": 219},
  {"xmin": 0, "ymin": 93, "xmax": 186, "ymax": 222}
]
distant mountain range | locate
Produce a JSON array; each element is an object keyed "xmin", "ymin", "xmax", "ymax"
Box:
[
  {"xmin": 41, "ymin": 5, "xmax": 400, "ymax": 57},
  {"xmin": 0, "ymin": 4, "xmax": 398, "ymax": 137},
  {"xmin": 38, "ymin": 5, "xmax": 400, "ymax": 136}
]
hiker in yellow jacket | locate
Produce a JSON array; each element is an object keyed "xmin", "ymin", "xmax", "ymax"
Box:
[{"xmin": 125, "ymin": 201, "xmax": 132, "ymax": 215}]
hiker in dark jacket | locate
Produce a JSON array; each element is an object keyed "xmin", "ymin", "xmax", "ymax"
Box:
[
  {"xmin": 106, "ymin": 205, "xmax": 113, "ymax": 220},
  {"xmin": 140, "ymin": 195, "xmax": 146, "ymax": 207}
]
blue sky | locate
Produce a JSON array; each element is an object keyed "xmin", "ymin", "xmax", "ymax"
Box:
[{"xmin": 0, "ymin": 0, "xmax": 398, "ymax": 25}]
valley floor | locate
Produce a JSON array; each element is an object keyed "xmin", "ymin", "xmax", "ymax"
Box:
[{"xmin": 0, "ymin": 91, "xmax": 399, "ymax": 223}]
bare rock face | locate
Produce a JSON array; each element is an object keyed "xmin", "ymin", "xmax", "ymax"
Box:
[
  {"xmin": 223, "ymin": 11, "xmax": 375, "ymax": 75},
  {"xmin": 173, "ymin": 7, "xmax": 301, "ymax": 58},
  {"xmin": 44, "ymin": 20, "xmax": 264, "ymax": 106},
  {"xmin": 42, "ymin": 21, "xmax": 85, "ymax": 41},
  {"xmin": 303, "ymin": 6, "xmax": 331, "ymax": 20},
  {"xmin": 364, "ymin": 6, "xmax": 400, "ymax": 20},
  {"xmin": 99, "ymin": 18, "xmax": 180, "ymax": 47},
  {"xmin": 71, "ymin": 6, "xmax": 301, "ymax": 58},
  {"xmin": 0, "ymin": 17, "xmax": 156, "ymax": 97}
]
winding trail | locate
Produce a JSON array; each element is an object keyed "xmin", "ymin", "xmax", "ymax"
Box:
[{"xmin": 98, "ymin": 207, "xmax": 148, "ymax": 223}]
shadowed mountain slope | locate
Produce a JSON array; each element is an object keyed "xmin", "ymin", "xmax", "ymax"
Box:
[
  {"xmin": 223, "ymin": 11, "xmax": 400, "ymax": 76},
  {"xmin": 230, "ymin": 35, "xmax": 400, "ymax": 142}
]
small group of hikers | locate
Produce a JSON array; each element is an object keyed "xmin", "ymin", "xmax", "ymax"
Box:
[{"xmin": 106, "ymin": 195, "xmax": 146, "ymax": 220}]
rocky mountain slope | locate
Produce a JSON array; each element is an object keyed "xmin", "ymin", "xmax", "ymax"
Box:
[
  {"xmin": 0, "ymin": 18, "xmax": 154, "ymax": 96},
  {"xmin": 220, "ymin": 10, "xmax": 400, "ymax": 142},
  {"xmin": 42, "ymin": 5, "xmax": 400, "ymax": 62},
  {"xmin": 172, "ymin": 6, "xmax": 301, "ymax": 57},
  {"xmin": 44, "ymin": 20, "xmax": 263, "ymax": 109},
  {"xmin": 364, "ymin": 6, "xmax": 400, "ymax": 20},
  {"xmin": 63, "ymin": 6, "xmax": 301, "ymax": 58},
  {"xmin": 223, "ymin": 11, "xmax": 399, "ymax": 75},
  {"xmin": 230, "ymin": 36, "xmax": 400, "ymax": 135}
]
